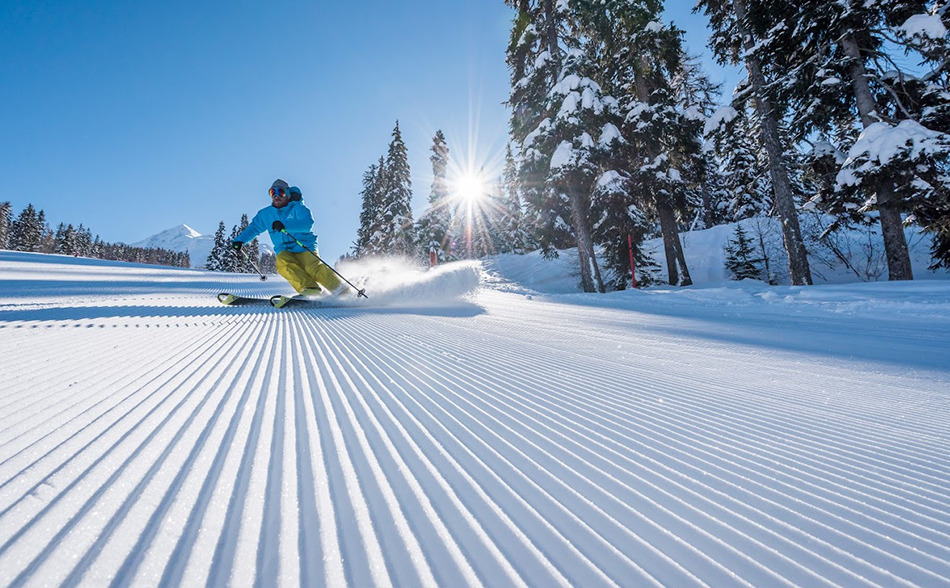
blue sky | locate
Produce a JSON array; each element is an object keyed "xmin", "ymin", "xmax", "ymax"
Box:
[{"xmin": 1, "ymin": 1, "xmax": 736, "ymax": 263}]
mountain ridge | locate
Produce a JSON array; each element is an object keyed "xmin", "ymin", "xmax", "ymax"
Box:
[{"xmin": 132, "ymin": 224, "xmax": 273, "ymax": 269}]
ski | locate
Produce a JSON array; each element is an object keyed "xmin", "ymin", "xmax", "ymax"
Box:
[
  {"xmin": 218, "ymin": 292, "xmax": 350, "ymax": 309},
  {"xmin": 269, "ymin": 294, "xmax": 348, "ymax": 309},
  {"xmin": 217, "ymin": 293, "xmax": 273, "ymax": 306}
]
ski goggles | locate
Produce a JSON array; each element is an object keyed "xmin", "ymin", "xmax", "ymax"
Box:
[{"xmin": 269, "ymin": 187, "xmax": 287, "ymax": 198}]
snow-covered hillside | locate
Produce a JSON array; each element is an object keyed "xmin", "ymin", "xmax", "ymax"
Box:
[
  {"xmin": 1, "ymin": 250, "xmax": 948, "ymax": 587},
  {"xmin": 132, "ymin": 224, "xmax": 273, "ymax": 270},
  {"xmin": 131, "ymin": 224, "xmax": 213, "ymax": 269}
]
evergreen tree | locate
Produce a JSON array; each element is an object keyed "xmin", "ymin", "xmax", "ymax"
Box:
[
  {"xmin": 575, "ymin": 1, "xmax": 696, "ymax": 286},
  {"xmin": 91, "ymin": 235, "xmax": 104, "ymax": 259},
  {"xmin": 9, "ymin": 204, "xmax": 42, "ymax": 252},
  {"xmin": 416, "ymin": 130, "xmax": 454, "ymax": 263},
  {"xmin": 672, "ymin": 54, "xmax": 726, "ymax": 231},
  {"xmin": 226, "ymin": 223, "xmax": 242, "ymax": 272},
  {"xmin": 54, "ymin": 223, "xmax": 77, "ymax": 255},
  {"xmin": 496, "ymin": 144, "xmax": 533, "ymax": 253},
  {"xmin": 366, "ymin": 157, "xmax": 391, "ymax": 255},
  {"xmin": 354, "ymin": 162, "xmax": 381, "ymax": 256},
  {"xmin": 206, "ymin": 221, "xmax": 228, "ymax": 271},
  {"xmin": 460, "ymin": 179, "xmax": 506, "ymax": 259},
  {"xmin": 75, "ymin": 224, "xmax": 92, "ymax": 257},
  {"xmin": 697, "ymin": 0, "xmax": 814, "ymax": 285},
  {"xmin": 36, "ymin": 210, "xmax": 54, "ymax": 253},
  {"xmin": 506, "ymin": 0, "xmax": 576, "ymax": 257},
  {"xmin": 0, "ymin": 201, "xmax": 11, "ymax": 249},
  {"xmin": 704, "ymin": 105, "xmax": 773, "ymax": 221},
  {"xmin": 724, "ymin": 224, "xmax": 765, "ymax": 280},
  {"xmin": 377, "ymin": 121, "xmax": 415, "ymax": 256},
  {"xmin": 507, "ymin": 0, "xmax": 611, "ymax": 291},
  {"xmin": 589, "ymin": 168, "xmax": 658, "ymax": 289},
  {"xmin": 235, "ymin": 214, "xmax": 258, "ymax": 273},
  {"xmin": 259, "ymin": 251, "xmax": 277, "ymax": 275},
  {"xmin": 523, "ymin": 45, "xmax": 611, "ymax": 292},
  {"xmin": 747, "ymin": 0, "xmax": 950, "ymax": 280}
]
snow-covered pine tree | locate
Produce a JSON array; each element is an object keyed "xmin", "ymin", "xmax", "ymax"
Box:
[
  {"xmin": 671, "ymin": 54, "xmax": 727, "ymax": 231},
  {"xmin": 468, "ymin": 179, "xmax": 508, "ymax": 258},
  {"xmin": 496, "ymin": 144, "xmax": 533, "ymax": 254},
  {"xmin": 580, "ymin": 0, "xmax": 695, "ymax": 286},
  {"xmin": 704, "ymin": 104, "xmax": 773, "ymax": 222},
  {"xmin": 91, "ymin": 235, "xmax": 103, "ymax": 259},
  {"xmin": 226, "ymin": 223, "xmax": 242, "ymax": 272},
  {"xmin": 524, "ymin": 45, "xmax": 613, "ymax": 292},
  {"xmin": 9, "ymin": 204, "xmax": 43, "ymax": 252},
  {"xmin": 0, "ymin": 202, "xmax": 11, "ymax": 249},
  {"xmin": 54, "ymin": 223, "xmax": 77, "ymax": 256},
  {"xmin": 724, "ymin": 224, "xmax": 765, "ymax": 280},
  {"xmin": 53, "ymin": 223, "xmax": 66, "ymax": 254},
  {"xmin": 75, "ymin": 224, "xmax": 92, "ymax": 257},
  {"xmin": 589, "ymin": 166, "xmax": 658, "ymax": 289},
  {"xmin": 894, "ymin": 9, "xmax": 950, "ymax": 268},
  {"xmin": 37, "ymin": 210, "xmax": 54, "ymax": 253},
  {"xmin": 236, "ymin": 214, "xmax": 259, "ymax": 273},
  {"xmin": 415, "ymin": 130, "xmax": 454, "ymax": 263},
  {"xmin": 260, "ymin": 252, "xmax": 277, "ymax": 275},
  {"xmin": 551, "ymin": 1, "xmax": 661, "ymax": 288},
  {"xmin": 378, "ymin": 121, "xmax": 415, "ymax": 257},
  {"xmin": 507, "ymin": 0, "xmax": 611, "ymax": 291},
  {"xmin": 506, "ymin": 0, "xmax": 575, "ymax": 256},
  {"xmin": 697, "ymin": 0, "xmax": 813, "ymax": 286},
  {"xmin": 206, "ymin": 221, "xmax": 228, "ymax": 271},
  {"xmin": 354, "ymin": 160, "xmax": 381, "ymax": 257},
  {"xmin": 364, "ymin": 157, "xmax": 390, "ymax": 255},
  {"xmin": 766, "ymin": 0, "xmax": 950, "ymax": 280}
]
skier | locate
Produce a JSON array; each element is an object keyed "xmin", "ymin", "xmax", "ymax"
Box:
[{"xmin": 231, "ymin": 179, "xmax": 344, "ymax": 298}]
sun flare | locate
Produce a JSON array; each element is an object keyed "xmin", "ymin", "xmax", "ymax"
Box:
[{"xmin": 452, "ymin": 173, "xmax": 488, "ymax": 204}]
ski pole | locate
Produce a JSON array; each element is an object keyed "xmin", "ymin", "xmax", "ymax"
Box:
[
  {"xmin": 240, "ymin": 247, "xmax": 268, "ymax": 281},
  {"xmin": 279, "ymin": 229, "xmax": 368, "ymax": 298}
]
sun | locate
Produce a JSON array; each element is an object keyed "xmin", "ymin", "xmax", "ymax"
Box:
[{"xmin": 451, "ymin": 173, "xmax": 489, "ymax": 204}]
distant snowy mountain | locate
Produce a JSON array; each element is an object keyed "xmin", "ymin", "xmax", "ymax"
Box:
[
  {"xmin": 132, "ymin": 224, "xmax": 272, "ymax": 269},
  {"xmin": 131, "ymin": 224, "xmax": 213, "ymax": 269}
]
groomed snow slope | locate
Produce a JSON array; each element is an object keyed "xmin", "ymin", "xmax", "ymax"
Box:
[{"xmin": 1, "ymin": 250, "xmax": 949, "ymax": 587}]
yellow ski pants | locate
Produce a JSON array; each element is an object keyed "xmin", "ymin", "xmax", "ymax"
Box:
[{"xmin": 276, "ymin": 250, "xmax": 342, "ymax": 294}]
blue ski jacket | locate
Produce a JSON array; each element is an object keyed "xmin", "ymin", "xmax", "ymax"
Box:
[{"xmin": 235, "ymin": 200, "xmax": 318, "ymax": 253}]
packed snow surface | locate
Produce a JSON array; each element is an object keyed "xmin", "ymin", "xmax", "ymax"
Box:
[{"xmin": 1, "ymin": 249, "xmax": 949, "ymax": 587}]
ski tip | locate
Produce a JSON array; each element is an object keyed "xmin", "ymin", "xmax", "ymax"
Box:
[
  {"xmin": 218, "ymin": 292, "xmax": 237, "ymax": 305},
  {"xmin": 269, "ymin": 294, "xmax": 292, "ymax": 308}
]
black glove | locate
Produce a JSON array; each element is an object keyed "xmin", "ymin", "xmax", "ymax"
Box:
[
  {"xmin": 272, "ymin": 220, "xmax": 285, "ymax": 232},
  {"xmin": 231, "ymin": 240, "xmax": 243, "ymax": 251}
]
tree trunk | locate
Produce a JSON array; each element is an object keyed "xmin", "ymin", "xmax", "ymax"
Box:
[
  {"xmin": 568, "ymin": 184, "xmax": 605, "ymax": 293},
  {"xmin": 734, "ymin": 0, "xmax": 813, "ymax": 286},
  {"xmin": 632, "ymin": 65, "xmax": 692, "ymax": 287},
  {"xmin": 841, "ymin": 33, "xmax": 913, "ymax": 281},
  {"xmin": 701, "ymin": 178, "xmax": 715, "ymax": 229},
  {"xmin": 879, "ymin": 197, "xmax": 913, "ymax": 280},
  {"xmin": 657, "ymin": 200, "xmax": 692, "ymax": 286}
]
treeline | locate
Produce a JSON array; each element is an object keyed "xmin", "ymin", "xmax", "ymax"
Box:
[
  {"xmin": 205, "ymin": 213, "xmax": 276, "ymax": 274},
  {"xmin": 351, "ymin": 123, "xmax": 533, "ymax": 265},
  {"xmin": 0, "ymin": 201, "xmax": 190, "ymax": 268},
  {"xmin": 354, "ymin": 2, "xmax": 950, "ymax": 291},
  {"xmin": 499, "ymin": 0, "xmax": 950, "ymax": 291}
]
